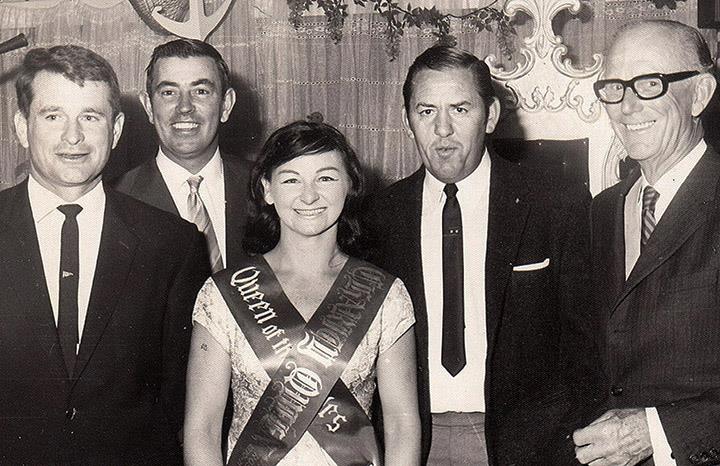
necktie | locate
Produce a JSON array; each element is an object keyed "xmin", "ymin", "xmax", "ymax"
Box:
[
  {"xmin": 57, "ymin": 204, "xmax": 82, "ymax": 376},
  {"xmin": 187, "ymin": 175, "xmax": 223, "ymax": 273},
  {"xmin": 442, "ymin": 183, "xmax": 466, "ymax": 376},
  {"xmin": 641, "ymin": 185, "xmax": 660, "ymax": 250}
]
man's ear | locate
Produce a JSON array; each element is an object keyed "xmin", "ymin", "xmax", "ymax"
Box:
[
  {"xmin": 111, "ymin": 112, "xmax": 126, "ymax": 149},
  {"xmin": 14, "ymin": 110, "xmax": 29, "ymax": 149},
  {"xmin": 261, "ymin": 177, "xmax": 273, "ymax": 205},
  {"xmin": 139, "ymin": 91, "xmax": 154, "ymax": 124},
  {"xmin": 485, "ymin": 97, "xmax": 501, "ymax": 134},
  {"xmin": 401, "ymin": 107, "xmax": 414, "ymax": 139},
  {"xmin": 691, "ymin": 73, "xmax": 717, "ymax": 117},
  {"xmin": 220, "ymin": 87, "xmax": 236, "ymax": 123}
]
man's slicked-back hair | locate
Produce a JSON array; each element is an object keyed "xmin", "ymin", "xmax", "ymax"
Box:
[
  {"xmin": 614, "ymin": 20, "xmax": 714, "ymax": 70},
  {"xmin": 15, "ymin": 45, "xmax": 121, "ymax": 118},
  {"xmin": 403, "ymin": 45, "xmax": 496, "ymax": 113},
  {"xmin": 145, "ymin": 38, "xmax": 231, "ymax": 96}
]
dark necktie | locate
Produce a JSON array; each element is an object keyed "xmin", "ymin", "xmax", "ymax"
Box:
[
  {"xmin": 187, "ymin": 175, "xmax": 223, "ymax": 273},
  {"xmin": 641, "ymin": 185, "xmax": 660, "ymax": 250},
  {"xmin": 442, "ymin": 183, "xmax": 466, "ymax": 376},
  {"xmin": 57, "ymin": 204, "xmax": 82, "ymax": 376}
]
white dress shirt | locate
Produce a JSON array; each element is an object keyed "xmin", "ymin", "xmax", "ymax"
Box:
[
  {"xmin": 623, "ymin": 139, "xmax": 707, "ymax": 466},
  {"xmin": 28, "ymin": 176, "xmax": 105, "ymax": 349},
  {"xmin": 156, "ymin": 148, "xmax": 227, "ymax": 267},
  {"xmin": 422, "ymin": 150, "xmax": 490, "ymax": 413}
]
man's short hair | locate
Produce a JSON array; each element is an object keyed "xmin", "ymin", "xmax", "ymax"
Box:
[
  {"xmin": 612, "ymin": 20, "xmax": 714, "ymax": 71},
  {"xmin": 145, "ymin": 39, "xmax": 231, "ymax": 96},
  {"xmin": 403, "ymin": 45, "xmax": 496, "ymax": 113},
  {"xmin": 15, "ymin": 45, "xmax": 121, "ymax": 118}
]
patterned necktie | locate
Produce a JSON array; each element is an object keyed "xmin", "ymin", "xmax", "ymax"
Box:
[
  {"xmin": 187, "ymin": 175, "xmax": 223, "ymax": 273},
  {"xmin": 641, "ymin": 185, "xmax": 660, "ymax": 250},
  {"xmin": 441, "ymin": 183, "xmax": 466, "ymax": 376},
  {"xmin": 57, "ymin": 203, "xmax": 82, "ymax": 376}
]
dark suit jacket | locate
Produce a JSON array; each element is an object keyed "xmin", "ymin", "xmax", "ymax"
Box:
[
  {"xmin": 112, "ymin": 152, "xmax": 252, "ymax": 268},
  {"xmin": 591, "ymin": 148, "xmax": 720, "ymax": 466},
  {"xmin": 365, "ymin": 152, "xmax": 599, "ymax": 465},
  {"xmin": 0, "ymin": 181, "xmax": 210, "ymax": 465}
]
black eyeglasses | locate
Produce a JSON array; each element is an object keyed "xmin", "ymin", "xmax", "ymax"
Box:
[{"xmin": 593, "ymin": 70, "xmax": 701, "ymax": 104}]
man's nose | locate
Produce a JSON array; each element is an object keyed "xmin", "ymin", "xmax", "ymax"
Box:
[
  {"xmin": 177, "ymin": 91, "xmax": 195, "ymax": 114},
  {"xmin": 620, "ymin": 88, "xmax": 643, "ymax": 115},
  {"xmin": 434, "ymin": 111, "xmax": 454, "ymax": 138},
  {"xmin": 62, "ymin": 120, "xmax": 84, "ymax": 145}
]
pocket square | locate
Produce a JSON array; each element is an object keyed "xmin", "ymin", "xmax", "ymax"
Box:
[{"xmin": 512, "ymin": 258, "xmax": 550, "ymax": 272}]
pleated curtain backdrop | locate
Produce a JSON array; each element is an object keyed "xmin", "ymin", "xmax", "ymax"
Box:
[{"xmin": 0, "ymin": 0, "xmax": 710, "ymax": 190}]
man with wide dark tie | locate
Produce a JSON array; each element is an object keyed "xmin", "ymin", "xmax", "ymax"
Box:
[
  {"xmin": 574, "ymin": 20, "xmax": 720, "ymax": 466},
  {"xmin": 365, "ymin": 45, "xmax": 597, "ymax": 465},
  {"xmin": 114, "ymin": 38, "xmax": 252, "ymax": 272},
  {"xmin": 0, "ymin": 44, "xmax": 209, "ymax": 464}
]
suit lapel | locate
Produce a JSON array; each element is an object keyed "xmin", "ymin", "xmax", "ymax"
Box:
[
  {"xmin": 132, "ymin": 160, "xmax": 179, "ymax": 216},
  {"xmin": 402, "ymin": 170, "xmax": 427, "ymax": 346},
  {"xmin": 605, "ymin": 170, "xmax": 639, "ymax": 308},
  {"xmin": 1, "ymin": 182, "xmax": 67, "ymax": 377},
  {"xmin": 485, "ymin": 155, "xmax": 530, "ymax": 356},
  {"xmin": 617, "ymin": 151, "xmax": 720, "ymax": 309},
  {"xmin": 223, "ymin": 156, "xmax": 249, "ymax": 266},
  {"xmin": 73, "ymin": 192, "xmax": 138, "ymax": 380}
]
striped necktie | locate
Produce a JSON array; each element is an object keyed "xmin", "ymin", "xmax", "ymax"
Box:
[
  {"xmin": 187, "ymin": 175, "xmax": 223, "ymax": 273},
  {"xmin": 641, "ymin": 185, "xmax": 660, "ymax": 250}
]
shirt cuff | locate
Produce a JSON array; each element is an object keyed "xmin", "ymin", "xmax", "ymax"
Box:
[{"xmin": 645, "ymin": 407, "xmax": 676, "ymax": 466}]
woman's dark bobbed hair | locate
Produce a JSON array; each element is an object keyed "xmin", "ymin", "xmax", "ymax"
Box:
[{"xmin": 242, "ymin": 120, "xmax": 365, "ymax": 256}]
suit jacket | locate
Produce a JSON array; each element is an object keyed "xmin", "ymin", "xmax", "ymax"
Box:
[
  {"xmin": 365, "ymin": 152, "xmax": 599, "ymax": 465},
  {"xmin": 0, "ymin": 180, "xmax": 210, "ymax": 465},
  {"xmin": 591, "ymin": 148, "xmax": 720, "ymax": 466},
  {"xmin": 112, "ymin": 152, "xmax": 253, "ymax": 268}
]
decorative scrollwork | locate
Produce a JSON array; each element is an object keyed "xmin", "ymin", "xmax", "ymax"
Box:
[
  {"xmin": 486, "ymin": 0, "xmax": 603, "ymax": 121},
  {"xmin": 150, "ymin": 0, "xmax": 235, "ymax": 41}
]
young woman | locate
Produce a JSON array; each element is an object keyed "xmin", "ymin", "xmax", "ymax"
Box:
[{"xmin": 184, "ymin": 121, "xmax": 420, "ymax": 466}]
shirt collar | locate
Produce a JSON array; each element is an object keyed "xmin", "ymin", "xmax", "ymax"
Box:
[
  {"xmin": 28, "ymin": 175, "xmax": 106, "ymax": 223},
  {"xmin": 423, "ymin": 147, "xmax": 492, "ymax": 204},
  {"xmin": 637, "ymin": 139, "xmax": 707, "ymax": 203},
  {"xmin": 155, "ymin": 147, "xmax": 223, "ymax": 189}
]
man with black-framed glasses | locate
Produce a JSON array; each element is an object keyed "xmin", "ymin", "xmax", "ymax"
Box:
[{"xmin": 574, "ymin": 20, "xmax": 720, "ymax": 466}]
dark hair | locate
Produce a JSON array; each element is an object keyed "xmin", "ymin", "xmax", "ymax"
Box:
[
  {"xmin": 403, "ymin": 45, "xmax": 496, "ymax": 113},
  {"xmin": 145, "ymin": 38, "xmax": 231, "ymax": 96},
  {"xmin": 243, "ymin": 121, "xmax": 365, "ymax": 256},
  {"xmin": 16, "ymin": 45, "xmax": 121, "ymax": 118}
]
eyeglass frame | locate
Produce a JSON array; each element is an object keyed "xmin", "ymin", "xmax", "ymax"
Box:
[{"xmin": 593, "ymin": 70, "xmax": 701, "ymax": 104}]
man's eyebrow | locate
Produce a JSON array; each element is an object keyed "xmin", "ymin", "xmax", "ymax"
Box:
[
  {"xmin": 155, "ymin": 79, "xmax": 217, "ymax": 89},
  {"xmin": 414, "ymin": 102, "xmax": 437, "ymax": 109}
]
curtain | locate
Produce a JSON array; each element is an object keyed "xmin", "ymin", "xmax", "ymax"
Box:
[{"xmin": 0, "ymin": 0, "xmax": 713, "ymax": 189}]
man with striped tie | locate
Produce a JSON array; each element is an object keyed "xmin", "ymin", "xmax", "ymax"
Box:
[
  {"xmin": 574, "ymin": 20, "xmax": 720, "ymax": 466},
  {"xmin": 115, "ymin": 38, "xmax": 252, "ymax": 273}
]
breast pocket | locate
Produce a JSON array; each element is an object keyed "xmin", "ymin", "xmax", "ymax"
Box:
[{"xmin": 512, "ymin": 258, "xmax": 551, "ymax": 286}]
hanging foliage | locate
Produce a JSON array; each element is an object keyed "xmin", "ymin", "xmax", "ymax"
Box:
[{"xmin": 287, "ymin": 0, "xmax": 516, "ymax": 60}]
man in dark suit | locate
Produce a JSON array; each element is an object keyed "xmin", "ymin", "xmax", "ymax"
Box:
[
  {"xmin": 114, "ymin": 39, "xmax": 251, "ymax": 271},
  {"xmin": 365, "ymin": 45, "xmax": 596, "ymax": 465},
  {"xmin": 573, "ymin": 20, "xmax": 720, "ymax": 466},
  {"xmin": 0, "ymin": 45, "xmax": 209, "ymax": 465}
]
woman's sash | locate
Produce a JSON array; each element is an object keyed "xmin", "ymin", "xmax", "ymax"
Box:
[{"xmin": 214, "ymin": 256, "xmax": 394, "ymax": 466}]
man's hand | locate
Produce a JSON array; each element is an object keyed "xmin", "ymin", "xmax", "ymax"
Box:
[{"xmin": 573, "ymin": 408, "xmax": 653, "ymax": 466}]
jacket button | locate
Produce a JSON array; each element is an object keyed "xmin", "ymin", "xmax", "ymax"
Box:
[
  {"xmin": 65, "ymin": 407, "xmax": 77, "ymax": 420},
  {"xmin": 689, "ymin": 453, "xmax": 700, "ymax": 464},
  {"xmin": 610, "ymin": 386, "xmax": 623, "ymax": 396}
]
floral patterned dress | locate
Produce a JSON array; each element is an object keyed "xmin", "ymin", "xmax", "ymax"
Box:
[{"xmin": 192, "ymin": 273, "xmax": 415, "ymax": 465}]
